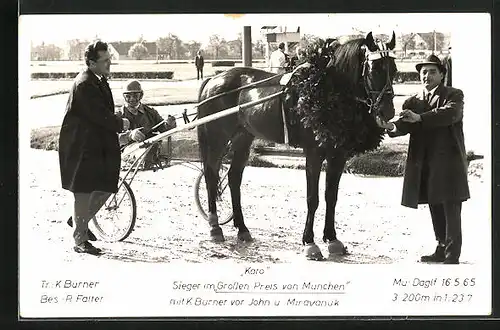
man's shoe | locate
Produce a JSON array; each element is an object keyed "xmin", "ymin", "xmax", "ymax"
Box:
[
  {"xmin": 420, "ymin": 245, "xmax": 446, "ymax": 262},
  {"xmin": 443, "ymin": 258, "xmax": 459, "ymax": 264},
  {"xmin": 443, "ymin": 253, "xmax": 460, "ymax": 264},
  {"xmin": 73, "ymin": 241, "xmax": 102, "ymax": 255},
  {"xmin": 67, "ymin": 217, "xmax": 98, "ymax": 241}
]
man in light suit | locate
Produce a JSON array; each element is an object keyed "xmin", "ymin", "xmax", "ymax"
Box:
[
  {"xmin": 269, "ymin": 42, "xmax": 287, "ymax": 74},
  {"xmin": 59, "ymin": 41, "xmax": 130, "ymax": 255},
  {"xmin": 377, "ymin": 54, "xmax": 469, "ymax": 264}
]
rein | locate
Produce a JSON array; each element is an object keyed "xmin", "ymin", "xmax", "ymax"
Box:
[
  {"xmin": 196, "ymin": 71, "xmax": 286, "ymax": 108},
  {"xmin": 139, "ymin": 71, "xmax": 287, "ymax": 136}
]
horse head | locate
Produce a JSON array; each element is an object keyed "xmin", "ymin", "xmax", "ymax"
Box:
[{"xmin": 360, "ymin": 31, "xmax": 397, "ymax": 122}]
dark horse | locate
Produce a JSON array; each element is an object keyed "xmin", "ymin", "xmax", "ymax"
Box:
[{"xmin": 197, "ymin": 32, "xmax": 397, "ymax": 260}]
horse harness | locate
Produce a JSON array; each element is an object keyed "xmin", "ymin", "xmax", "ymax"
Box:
[
  {"xmin": 193, "ymin": 42, "xmax": 396, "ymax": 147},
  {"xmin": 356, "ymin": 42, "xmax": 396, "ymax": 115}
]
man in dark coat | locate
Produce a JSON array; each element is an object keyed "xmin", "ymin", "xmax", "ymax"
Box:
[
  {"xmin": 376, "ymin": 54, "xmax": 469, "ymax": 264},
  {"xmin": 195, "ymin": 50, "xmax": 204, "ymax": 80},
  {"xmin": 59, "ymin": 41, "xmax": 130, "ymax": 255}
]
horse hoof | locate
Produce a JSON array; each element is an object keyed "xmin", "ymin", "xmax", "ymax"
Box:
[
  {"xmin": 210, "ymin": 227, "xmax": 225, "ymax": 243},
  {"xmin": 328, "ymin": 240, "xmax": 346, "ymax": 255},
  {"xmin": 304, "ymin": 243, "xmax": 324, "ymax": 261},
  {"xmin": 211, "ymin": 235, "xmax": 225, "ymax": 243},
  {"xmin": 238, "ymin": 232, "xmax": 253, "ymax": 242}
]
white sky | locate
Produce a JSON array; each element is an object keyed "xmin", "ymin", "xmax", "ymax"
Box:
[{"xmin": 19, "ymin": 13, "xmax": 471, "ymax": 47}]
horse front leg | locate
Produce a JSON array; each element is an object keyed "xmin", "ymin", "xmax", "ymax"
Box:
[
  {"xmin": 302, "ymin": 148, "xmax": 324, "ymax": 260},
  {"xmin": 324, "ymin": 154, "xmax": 348, "ymax": 255}
]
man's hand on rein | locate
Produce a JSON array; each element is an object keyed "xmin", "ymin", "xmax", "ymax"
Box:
[{"xmin": 129, "ymin": 128, "xmax": 146, "ymax": 142}]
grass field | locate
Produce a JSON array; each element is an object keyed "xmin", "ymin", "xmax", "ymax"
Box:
[
  {"xmin": 26, "ymin": 57, "xmax": 485, "ymax": 178},
  {"xmin": 26, "ymin": 58, "xmax": 421, "ymax": 177},
  {"xmin": 28, "ymin": 68, "xmax": 413, "ymax": 177},
  {"xmin": 30, "ymin": 124, "xmax": 409, "ymax": 177},
  {"xmin": 28, "ymin": 77, "xmax": 484, "ymax": 178},
  {"xmin": 27, "ymin": 79, "xmax": 417, "ymax": 129}
]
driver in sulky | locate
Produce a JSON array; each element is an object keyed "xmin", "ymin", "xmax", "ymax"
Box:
[{"xmin": 118, "ymin": 80, "xmax": 176, "ymax": 169}]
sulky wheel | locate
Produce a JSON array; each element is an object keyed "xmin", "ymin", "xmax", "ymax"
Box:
[
  {"xmin": 194, "ymin": 164, "xmax": 234, "ymax": 225},
  {"xmin": 90, "ymin": 180, "xmax": 137, "ymax": 242}
]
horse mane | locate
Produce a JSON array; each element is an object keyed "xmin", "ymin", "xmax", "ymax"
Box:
[{"xmin": 331, "ymin": 38, "xmax": 365, "ymax": 90}]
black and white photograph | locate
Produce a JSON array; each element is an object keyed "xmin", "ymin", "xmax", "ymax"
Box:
[{"xmin": 18, "ymin": 12, "xmax": 492, "ymax": 318}]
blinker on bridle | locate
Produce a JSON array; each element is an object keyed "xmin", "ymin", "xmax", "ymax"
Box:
[{"xmin": 357, "ymin": 42, "xmax": 396, "ymax": 115}]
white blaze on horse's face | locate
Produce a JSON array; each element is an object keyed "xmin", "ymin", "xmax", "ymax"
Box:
[{"xmin": 364, "ymin": 45, "xmax": 397, "ymax": 90}]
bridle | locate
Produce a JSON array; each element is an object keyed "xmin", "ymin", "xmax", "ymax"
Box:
[{"xmin": 355, "ymin": 43, "xmax": 396, "ymax": 115}]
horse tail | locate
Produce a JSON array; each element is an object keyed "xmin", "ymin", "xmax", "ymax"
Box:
[{"xmin": 197, "ymin": 77, "xmax": 213, "ymax": 174}]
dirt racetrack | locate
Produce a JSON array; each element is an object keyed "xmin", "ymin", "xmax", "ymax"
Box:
[{"xmin": 21, "ymin": 149, "xmax": 488, "ymax": 266}]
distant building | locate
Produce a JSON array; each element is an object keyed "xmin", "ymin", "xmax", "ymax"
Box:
[
  {"xmin": 57, "ymin": 40, "xmax": 159, "ymax": 61},
  {"xmin": 411, "ymin": 32, "xmax": 449, "ymax": 52},
  {"xmin": 108, "ymin": 41, "xmax": 158, "ymax": 60},
  {"xmin": 107, "ymin": 43, "xmax": 120, "ymax": 60},
  {"xmin": 334, "ymin": 31, "xmax": 450, "ymax": 59},
  {"xmin": 60, "ymin": 40, "xmax": 88, "ymax": 61},
  {"xmin": 338, "ymin": 33, "xmax": 390, "ymax": 43},
  {"xmin": 260, "ymin": 26, "xmax": 301, "ymax": 63}
]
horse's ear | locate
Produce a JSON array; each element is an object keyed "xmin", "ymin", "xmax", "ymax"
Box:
[
  {"xmin": 328, "ymin": 39, "xmax": 338, "ymax": 49},
  {"xmin": 325, "ymin": 38, "xmax": 337, "ymax": 47},
  {"xmin": 387, "ymin": 31, "xmax": 396, "ymax": 50},
  {"xmin": 364, "ymin": 32, "xmax": 378, "ymax": 52}
]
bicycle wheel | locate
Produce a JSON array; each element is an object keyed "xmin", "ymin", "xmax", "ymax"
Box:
[
  {"xmin": 90, "ymin": 180, "xmax": 137, "ymax": 242},
  {"xmin": 194, "ymin": 165, "xmax": 234, "ymax": 225}
]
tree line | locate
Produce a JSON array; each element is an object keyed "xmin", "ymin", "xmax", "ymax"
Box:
[
  {"xmin": 30, "ymin": 33, "xmax": 323, "ymax": 61},
  {"xmin": 30, "ymin": 31, "xmax": 449, "ymax": 61},
  {"xmin": 31, "ymin": 33, "xmax": 266, "ymax": 61}
]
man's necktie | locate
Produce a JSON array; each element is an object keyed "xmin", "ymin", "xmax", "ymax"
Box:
[
  {"xmin": 100, "ymin": 77, "xmax": 111, "ymax": 94},
  {"xmin": 101, "ymin": 76, "xmax": 109, "ymax": 89},
  {"xmin": 99, "ymin": 77, "xmax": 114, "ymax": 108}
]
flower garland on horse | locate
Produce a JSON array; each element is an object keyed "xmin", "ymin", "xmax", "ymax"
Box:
[{"xmin": 288, "ymin": 38, "xmax": 385, "ymax": 157}]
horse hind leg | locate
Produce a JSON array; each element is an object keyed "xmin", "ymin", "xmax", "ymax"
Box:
[
  {"xmin": 206, "ymin": 161, "xmax": 225, "ymax": 242},
  {"xmin": 198, "ymin": 125, "xmax": 229, "ymax": 242},
  {"xmin": 227, "ymin": 132, "xmax": 254, "ymax": 242}
]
